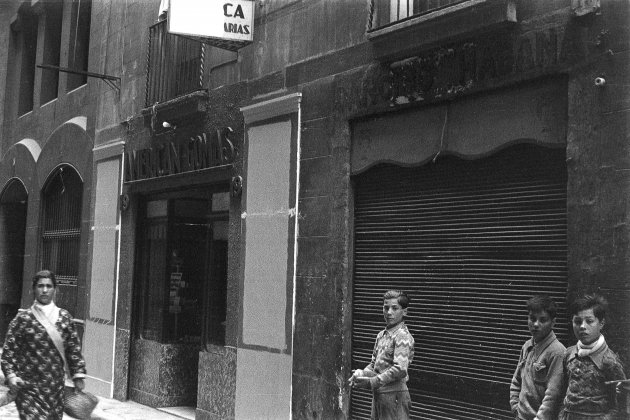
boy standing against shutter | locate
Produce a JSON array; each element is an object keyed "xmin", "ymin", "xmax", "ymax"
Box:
[
  {"xmin": 510, "ymin": 295, "xmax": 566, "ymax": 420},
  {"xmin": 349, "ymin": 290, "xmax": 415, "ymax": 420}
]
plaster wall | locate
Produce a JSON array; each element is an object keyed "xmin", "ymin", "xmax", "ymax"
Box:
[
  {"xmin": 81, "ymin": 155, "xmax": 121, "ymax": 397},
  {"xmin": 242, "ymin": 120, "xmax": 292, "ymax": 349},
  {"xmin": 90, "ymin": 158, "xmax": 120, "ymax": 320},
  {"xmin": 83, "ymin": 320, "xmax": 115, "ymax": 396},
  {"xmin": 235, "ymin": 348, "xmax": 292, "ymax": 420}
]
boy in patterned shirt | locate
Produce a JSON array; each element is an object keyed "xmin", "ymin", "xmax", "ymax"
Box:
[
  {"xmin": 349, "ymin": 290, "xmax": 415, "ymax": 420},
  {"xmin": 559, "ymin": 294, "xmax": 626, "ymax": 420}
]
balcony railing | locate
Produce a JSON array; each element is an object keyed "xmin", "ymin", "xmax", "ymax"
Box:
[
  {"xmin": 146, "ymin": 19, "xmax": 204, "ymax": 107},
  {"xmin": 369, "ymin": 0, "xmax": 468, "ymax": 30}
]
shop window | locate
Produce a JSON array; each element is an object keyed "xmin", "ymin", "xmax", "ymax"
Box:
[
  {"xmin": 67, "ymin": 0, "xmax": 92, "ymax": 91},
  {"xmin": 136, "ymin": 190, "xmax": 229, "ymax": 346},
  {"xmin": 40, "ymin": 166, "xmax": 83, "ymax": 312},
  {"xmin": 40, "ymin": 2, "xmax": 63, "ymax": 104}
]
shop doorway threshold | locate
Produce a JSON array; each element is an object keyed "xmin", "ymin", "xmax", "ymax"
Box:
[{"xmin": 157, "ymin": 406, "xmax": 196, "ymax": 419}]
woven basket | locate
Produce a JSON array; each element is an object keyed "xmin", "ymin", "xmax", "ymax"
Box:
[{"xmin": 64, "ymin": 389, "xmax": 98, "ymax": 419}]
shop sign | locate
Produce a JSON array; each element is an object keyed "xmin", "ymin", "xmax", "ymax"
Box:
[
  {"xmin": 386, "ymin": 27, "xmax": 564, "ymax": 106},
  {"xmin": 168, "ymin": 0, "xmax": 254, "ymax": 50},
  {"xmin": 125, "ymin": 128, "xmax": 235, "ymax": 182}
]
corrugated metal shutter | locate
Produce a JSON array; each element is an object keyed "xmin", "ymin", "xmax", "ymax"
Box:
[{"xmin": 351, "ymin": 144, "xmax": 568, "ymax": 419}]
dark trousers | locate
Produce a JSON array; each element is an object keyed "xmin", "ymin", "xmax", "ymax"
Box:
[{"xmin": 371, "ymin": 390, "xmax": 411, "ymax": 420}]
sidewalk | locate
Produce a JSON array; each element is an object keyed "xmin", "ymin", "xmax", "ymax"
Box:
[{"xmin": 0, "ymin": 384, "xmax": 194, "ymax": 420}]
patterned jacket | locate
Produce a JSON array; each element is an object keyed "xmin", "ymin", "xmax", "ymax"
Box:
[
  {"xmin": 560, "ymin": 341, "xmax": 626, "ymax": 419},
  {"xmin": 365, "ymin": 321, "xmax": 415, "ymax": 394}
]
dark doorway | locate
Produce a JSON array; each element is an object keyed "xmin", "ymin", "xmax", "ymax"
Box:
[
  {"xmin": 0, "ymin": 180, "xmax": 28, "ymax": 340},
  {"xmin": 129, "ymin": 187, "xmax": 229, "ymax": 408}
]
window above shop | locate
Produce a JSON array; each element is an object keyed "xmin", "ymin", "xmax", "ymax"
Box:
[
  {"xmin": 367, "ymin": 0, "xmax": 517, "ymax": 60},
  {"xmin": 146, "ymin": 18, "xmax": 205, "ymax": 107}
]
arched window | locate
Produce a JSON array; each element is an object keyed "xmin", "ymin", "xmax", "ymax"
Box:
[{"xmin": 41, "ymin": 166, "xmax": 83, "ymax": 312}]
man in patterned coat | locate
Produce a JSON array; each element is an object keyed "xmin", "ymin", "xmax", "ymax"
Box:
[{"xmin": 1, "ymin": 270, "xmax": 86, "ymax": 419}]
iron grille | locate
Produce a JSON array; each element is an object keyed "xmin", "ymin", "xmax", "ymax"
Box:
[
  {"xmin": 146, "ymin": 19, "xmax": 205, "ymax": 107},
  {"xmin": 41, "ymin": 167, "xmax": 82, "ymax": 290},
  {"xmin": 369, "ymin": 0, "xmax": 469, "ymax": 30}
]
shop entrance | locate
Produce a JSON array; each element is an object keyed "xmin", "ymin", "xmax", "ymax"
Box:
[
  {"xmin": 129, "ymin": 187, "xmax": 229, "ymax": 408},
  {"xmin": 0, "ymin": 180, "xmax": 27, "ymax": 340}
]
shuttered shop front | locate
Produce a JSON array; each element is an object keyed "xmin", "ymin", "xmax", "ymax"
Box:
[{"xmin": 350, "ymin": 144, "xmax": 569, "ymax": 419}]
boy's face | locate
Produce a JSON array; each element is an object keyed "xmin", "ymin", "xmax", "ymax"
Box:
[
  {"xmin": 572, "ymin": 308, "xmax": 604, "ymax": 345},
  {"xmin": 528, "ymin": 310, "xmax": 555, "ymax": 343},
  {"xmin": 383, "ymin": 298, "xmax": 407, "ymax": 328}
]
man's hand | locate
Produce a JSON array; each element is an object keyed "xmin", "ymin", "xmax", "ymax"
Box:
[
  {"xmin": 7, "ymin": 376, "xmax": 25, "ymax": 391},
  {"xmin": 73, "ymin": 378, "xmax": 85, "ymax": 392}
]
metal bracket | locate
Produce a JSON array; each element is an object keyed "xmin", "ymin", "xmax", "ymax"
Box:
[{"xmin": 37, "ymin": 64, "xmax": 121, "ymax": 93}]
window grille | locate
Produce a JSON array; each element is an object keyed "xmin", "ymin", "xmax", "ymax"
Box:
[
  {"xmin": 146, "ymin": 19, "xmax": 204, "ymax": 106},
  {"xmin": 41, "ymin": 167, "xmax": 83, "ymax": 290}
]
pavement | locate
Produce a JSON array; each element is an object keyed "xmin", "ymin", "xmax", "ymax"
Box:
[
  {"xmin": 0, "ymin": 349, "xmax": 194, "ymax": 420},
  {"xmin": 0, "ymin": 384, "xmax": 195, "ymax": 420}
]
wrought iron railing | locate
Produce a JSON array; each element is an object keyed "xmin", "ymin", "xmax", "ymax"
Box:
[
  {"xmin": 146, "ymin": 19, "xmax": 204, "ymax": 106},
  {"xmin": 369, "ymin": 0, "xmax": 468, "ymax": 30}
]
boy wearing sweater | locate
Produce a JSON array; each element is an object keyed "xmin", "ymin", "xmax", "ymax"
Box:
[
  {"xmin": 509, "ymin": 295, "xmax": 566, "ymax": 420},
  {"xmin": 559, "ymin": 294, "xmax": 626, "ymax": 420},
  {"xmin": 349, "ymin": 290, "xmax": 415, "ymax": 420}
]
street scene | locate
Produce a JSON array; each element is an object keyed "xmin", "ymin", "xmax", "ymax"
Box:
[{"xmin": 0, "ymin": 0, "xmax": 629, "ymax": 419}]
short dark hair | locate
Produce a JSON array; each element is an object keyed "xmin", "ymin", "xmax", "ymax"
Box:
[
  {"xmin": 383, "ymin": 290, "xmax": 410, "ymax": 309},
  {"xmin": 526, "ymin": 295, "xmax": 558, "ymax": 319},
  {"xmin": 570, "ymin": 293, "xmax": 608, "ymax": 322},
  {"xmin": 32, "ymin": 270, "xmax": 57, "ymax": 289}
]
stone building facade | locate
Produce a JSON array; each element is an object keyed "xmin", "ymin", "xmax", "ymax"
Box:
[{"xmin": 1, "ymin": 0, "xmax": 629, "ymax": 419}]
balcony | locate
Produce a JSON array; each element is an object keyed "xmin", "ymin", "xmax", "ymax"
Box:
[
  {"xmin": 146, "ymin": 19, "xmax": 205, "ymax": 107},
  {"xmin": 367, "ymin": 0, "xmax": 517, "ymax": 61},
  {"xmin": 369, "ymin": 0, "xmax": 469, "ymax": 30}
]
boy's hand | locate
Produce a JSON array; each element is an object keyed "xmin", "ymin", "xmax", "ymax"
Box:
[{"xmin": 347, "ymin": 369, "xmax": 363, "ymax": 386}]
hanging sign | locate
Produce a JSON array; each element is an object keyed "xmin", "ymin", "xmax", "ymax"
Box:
[
  {"xmin": 124, "ymin": 128, "xmax": 236, "ymax": 183},
  {"xmin": 168, "ymin": 0, "xmax": 254, "ymax": 51}
]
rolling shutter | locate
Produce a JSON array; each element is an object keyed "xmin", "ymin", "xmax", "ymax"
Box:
[{"xmin": 351, "ymin": 144, "xmax": 568, "ymax": 419}]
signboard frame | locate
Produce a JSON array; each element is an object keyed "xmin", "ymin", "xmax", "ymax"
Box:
[{"xmin": 168, "ymin": 0, "xmax": 255, "ymax": 51}]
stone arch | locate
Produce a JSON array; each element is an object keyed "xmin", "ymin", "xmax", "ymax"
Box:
[
  {"xmin": 37, "ymin": 117, "xmax": 92, "ymax": 187},
  {"xmin": 34, "ymin": 118, "xmax": 93, "ymax": 320},
  {"xmin": 0, "ymin": 138, "xmax": 40, "ymax": 195}
]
